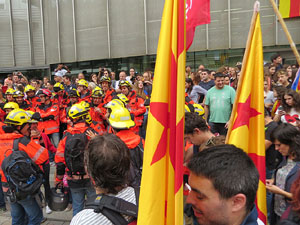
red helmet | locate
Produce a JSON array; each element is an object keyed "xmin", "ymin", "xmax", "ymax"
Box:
[{"xmin": 37, "ymin": 89, "xmax": 52, "ymax": 97}]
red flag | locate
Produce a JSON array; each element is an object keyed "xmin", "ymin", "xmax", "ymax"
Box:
[{"xmin": 186, "ymin": 0, "xmax": 211, "ymax": 49}]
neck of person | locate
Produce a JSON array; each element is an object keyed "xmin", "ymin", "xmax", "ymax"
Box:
[
  {"xmin": 95, "ymin": 186, "xmax": 124, "ymax": 195},
  {"xmin": 230, "ymin": 209, "xmax": 249, "ymax": 225}
]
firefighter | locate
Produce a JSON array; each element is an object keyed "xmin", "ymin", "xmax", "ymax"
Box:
[
  {"xmin": 77, "ymin": 79, "xmax": 91, "ymax": 102},
  {"xmin": 119, "ymin": 80, "xmax": 146, "ymax": 134},
  {"xmin": 24, "ymin": 84, "xmax": 39, "ymax": 107},
  {"xmin": 36, "ymin": 89, "xmax": 60, "ymax": 165},
  {"xmin": 99, "ymin": 76, "xmax": 116, "ymax": 104},
  {"xmin": 89, "ymin": 88, "xmax": 106, "ymax": 130},
  {"xmin": 0, "ymin": 109, "xmax": 49, "ymax": 224},
  {"xmin": 14, "ymin": 90, "xmax": 33, "ymax": 111},
  {"xmin": 55, "ymin": 103, "xmax": 96, "ymax": 216}
]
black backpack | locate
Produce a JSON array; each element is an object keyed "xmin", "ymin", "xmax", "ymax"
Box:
[
  {"xmin": 1, "ymin": 139, "xmax": 44, "ymax": 201},
  {"xmin": 64, "ymin": 130, "xmax": 90, "ymax": 176},
  {"xmin": 128, "ymin": 139, "xmax": 144, "ymax": 188},
  {"xmin": 85, "ymin": 188, "xmax": 139, "ymax": 225}
]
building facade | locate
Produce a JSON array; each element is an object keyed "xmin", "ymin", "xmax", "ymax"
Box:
[{"xmin": 0, "ymin": 0, "xmax": 299, "ymax": 78}]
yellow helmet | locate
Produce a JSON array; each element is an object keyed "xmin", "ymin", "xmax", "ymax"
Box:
[
  {"xmin": 119, "ymin": 80, "xmax": 131, "ymax": 88},
  {"xmin": 5, "ymin": 109, "xmax": 32, "ymax": 126},
  {"xmin": 13, "ymin": 90, "xmax": 24, "ymax": 97},
  {"xmin": 94, "ymin": 86, "xmax": 102, "ymax": 91},
  {"xmin": 185, "ymin": 104, "xmax": 191, "ymax": 112},
  {"xmin": 108, "ymin": 107, "xmax": 135, "ymax": 129},
  {"xmin": 105, "ymin": 99, "xmax": 125, "ymax": 109},
  {"xmin": 68, "ymin": 103, "xmax": 89, "ymax": 119},
  {"xmin": 117, "ymin": 94, "xmax": 129, "ymax": 103},
  {"xmin": 91, "ymin": 89, "xmax": 104, "ymax": 98},
  {"xmin": 99, "ymin": 76, "xmax": 111, "ymax": 83},
  {"xmin": 77, "ymin": 79, "xmax": 88, "ymax": 88},
  {"xmin": 24, "ymin": 85, "xmax": 36, "ymax": 93},
  {"xmin": 79, "ymin": 101, "xmax": 90, "ymax": 111},
  {"xmin": 69, "ymin": 89, "xmax": 80, "ymax": 97},
  {"xmin": 5, "ymin": 88, "xmax": 15, "ymax": 95},
  {"xmin": 193, "ymin": 104, "xmax": 205, "ymax": 117},
  {"xmin": 53, "ymin": 82, "xmax": 64, "ymax": 92},
  {"xmin": 25, "ymin": 111, "xmax": 39, "ymax": 123},
  {"xmin": 4, "ymin": 102, "xmax": 19, "ymax": 110}
]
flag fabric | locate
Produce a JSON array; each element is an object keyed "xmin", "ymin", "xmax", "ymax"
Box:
[
  {"xmin": 186, "ymin": 0, "xmax": 210, "ymax": 50},
  {"xmin": 137, "ymin": 0, "xmax": 186, "ymax": 224},
  {"xmin": 291, "ymin": 68, "xmax": 300, "ymax": 91},
  {"xmin": 279, "ymin": 0, "xmax": 300, "ymax": 18},
  {"xmin": 226, "ymin": 11, "xmax": 267, "ymax": 224}
]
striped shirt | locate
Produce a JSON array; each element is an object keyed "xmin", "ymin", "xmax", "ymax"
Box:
[{"xmin": 70, "ymin": 186, "xmax": 136, "ymax": 225}]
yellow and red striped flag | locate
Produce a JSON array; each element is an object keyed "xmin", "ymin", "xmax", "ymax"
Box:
[
  {"xmin": 279, "ymin": 0, "xmax": 300, "ymax": 18},
  {"xmin": 226, "ymin": 4, "xmax": 267, "ymax": 225},
  {"xmin": 137, "ymin": 0, "xmax": 186, "ymax": 224}
]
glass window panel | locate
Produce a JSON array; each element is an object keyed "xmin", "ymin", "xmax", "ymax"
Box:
[
  {"xmin": 208, "ymin": 0, "xmax": 229, "ymax": 50},
  {"xmin": 230, "ymin": 0, "xmax": 253, "ymax": 49},
  {"xmin": 260, "ymin": 1, "xmax": 276, "ymax": 46},
  {"xmin": 109, "ymin": 0, "xmax": 146, "ymax": 58},
  {"xmin": 59, "ymin": 0, "xmax": 75, "ymax": 63},
  {"xmin": 75, "ymin": 0, "xmax": 108, "ymax": 61},
  {"xmin": 278, "ymin": 19, "xmax": 300, "ymax": 45},
  {"xmin": 43, "ymin": 0, "xmax": 59, "ymax": 64},
  {"xmin": 146, "ymin": 0, "xmax": 164, "ymax": 55},
  {"xmin": 31, "ymin": 0, "xmax": 45, "ymax": 65},
  {"xmin": 0, "ymin": 0, "xmax": 13, "ymax": 67},
  {"xmin": 11, "ymin": 0, "xmax": 31, "ymax": 66}
]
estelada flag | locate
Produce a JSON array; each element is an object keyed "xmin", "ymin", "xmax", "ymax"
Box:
[
  {"xmin": 279, "ymin": 0, "xmax": 300, "ymax": 18},
  {"xmin": 226, "ymin": 4, "xmax": 267, "ymax": 225},
  {"xmin": 137, "ymin": 0, "xmax": 186, "ymax": 224},
  {"xmin": 186, "ymin": 0, "xmax": 211, "ymax": 49},
  {"xmin": 291, "ymin": 68, "xmax": 300, "ymax": 91}
]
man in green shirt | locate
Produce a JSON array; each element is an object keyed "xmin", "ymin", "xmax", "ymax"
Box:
[{"xmin": 204, "ymin": 73, "xmax": 235, "ymax": 135}]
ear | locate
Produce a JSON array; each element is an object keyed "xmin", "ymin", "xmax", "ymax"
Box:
[
  {"xmin": 230, "ymin": 193, "xmax": 247, "ymax": 213},
  {"xmin": 193, "ymin": 128, "xmax": 202, "ymax": 135}
]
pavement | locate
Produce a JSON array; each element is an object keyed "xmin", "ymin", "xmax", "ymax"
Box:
[{"xmin": 0, "ymin": 165, "xmax": 72, "ymax": 225}]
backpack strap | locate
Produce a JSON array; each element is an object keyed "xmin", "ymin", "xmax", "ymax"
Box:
[
  {"xmin": 85, "ymin": 194, "xmax": 138, "ymax": 225},
  {"xmin": 12, "ymin": 138, "xmax": 20, "ymax": 151}
]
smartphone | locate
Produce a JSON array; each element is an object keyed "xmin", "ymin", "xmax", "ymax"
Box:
[{"xmin": 278, "ymin": 106, "xmax": 283, "ymax": 111}]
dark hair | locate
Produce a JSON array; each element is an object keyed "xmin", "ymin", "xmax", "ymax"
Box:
[
  {"xmin": 272, "ymin": 85, "xmax": 287, "ymax": 101},
  {"xmin": 271, "ymin": 53, "xmax": 281, "ymax": 62},
  {"xmin": 271, "ymin": 123, "xmax": 300, "ymax": 161},
  {"xmin": 63, "ymin": 73, "xmax": 72, "ymax": 80},
  {"xmin": 185, "ymin": 78, "xmax": 193, "ymax": 94},
  {"xmin": 184, "ymin": 112, "xmax": 209, "ymax": 134},
  {"xmin": 188, "ymin": 144, "xmax": 259, "ymax": 212},
  {"xmin": 281, "ymin": 89, "xmax": 300, "ymax": 113},
  {"xmin": 84, "ymin": 134, "xmax": 131, "ymax": 194},
  {"xmin": 202, "ymin": 69, "xmax": 209, "ymax": 73},
  {"xmin": 264, "ymin": 107, "xmax": 271, "ymax": 117},
  {"xmin": 214, "ymin": 72, "xmax": 224, "ymax": 78},
  {"xmin": 47, "ymin": 80, "xmax": 56, "ymax": 86}
]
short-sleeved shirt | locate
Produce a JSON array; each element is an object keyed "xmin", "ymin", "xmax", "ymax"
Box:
[
  {"xmin": 205, "ymin": 85, "xmax": 235, "ymax": 123},
  {"xmin": 187, "ymin": 85, "xmax": 207, "ymax": 103},
  {"xmin": 199, "ymin": 80, "xmax": 215, "ymax": 90}
]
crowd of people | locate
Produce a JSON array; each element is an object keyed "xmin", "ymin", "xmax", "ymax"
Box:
[{"xmin": 0, "ymin": 52, "xmax": 299, "ymax": 225}]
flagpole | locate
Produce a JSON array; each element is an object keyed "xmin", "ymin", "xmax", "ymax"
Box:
[
  {"xmin": 269, "ymin": 0, "xmax": 300, "ymax": 66},
  {"xmin": 226, "ymin": 1, "xmax": 260, "ymax": 142}
]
